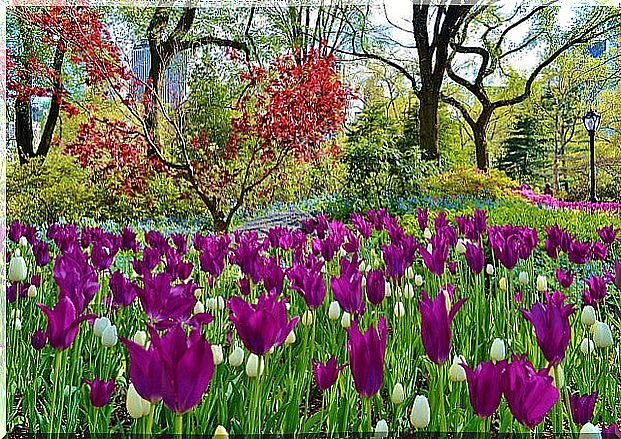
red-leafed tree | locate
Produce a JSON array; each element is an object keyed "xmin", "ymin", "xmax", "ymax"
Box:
[{"xmin": 7, "ymin": 6, "xmax": 134, "ymax": 164}]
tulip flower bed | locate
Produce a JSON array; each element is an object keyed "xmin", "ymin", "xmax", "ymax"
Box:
[{"xmin": 5, "ymin": 209, "xmax": 621, "ymax": 436}]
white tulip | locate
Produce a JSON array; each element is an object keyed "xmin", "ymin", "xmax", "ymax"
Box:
[
  {"xmin": 410, "ymin": 395, "xmax": 430, "ymax": 429},
  {"xmin": 228, "ymin": 346, "xmax": 244, "ymax": 367},
  {"xmin": 405, "ymin": 266, "xmax": 415, "ymax": 280},
  {"xmin": 14, "ymin": 318, "xmax": 22, "ymax": 331},
  {"xmin": 101, "ymin": 325, "xmax": 118, "ymax": 347},
  {"xmin": 301, "ymin": 310, "xmax": 314, "ymax": 326},
  {"xmin": 593, "ymin": 322, "xmax": 613, "ymax": 348},
  {"xmin": 385, "ymin": 281, "xmax": 392, "ymax": 297},
  {"xmin": 499, "ymin": 277, "xmax": 508, "ymax": 291},
  {"xmin": 426, "ymin": 243, "xmax": 433, "ymax": 253},
  {"xmin": 579, "ymin": 422, "xmax": 601, "ymax": 439},
  {"xmin": 448, "ymin": 356, "xmax": 467, "ymax": 382},
  {"xmin": 581, "ymin": 306, "xmax": 597, "ymax": 326},
  {"xmin": 548, "ymin": 365, "xmax": 564, "ymax": 388},
  {"xmin": 490, "ymin": 338, "xmax": 506, "ymax": 362},
  {"xmin": 93, "ymin": 317, "xmax": 111, "ymax": 338},
  {"xmin": 11, "ymin": 309, "xmax": 21, "ymax": 319},
  {"xmin": 194, "ymin": 300, "xmax": 205, "ymax": 315},
  {"xmin": 19, "ymin": 236, "xmax": 29, "ymax": 247},
  {"xmin": 126, "ymin": 383, "xmax": 151, "ymax": 418},
  {"xmin": 519, "ymin": 271, "xmax": 529, "ymax": 285},
  {"xmin": 285, "ymin": 330, "xmax": 296, "ymax": 345},
  {"xmin": 132, "ymin": 330, "xmax": 147, "ymax": 347},
  {"xmin": 391, "ymin": 383, "xmax": 405, "ymax": 404},
  {"xmin": 374, "ymin": 419, "xmax": 389, "ymax": 439},
  {"xmin": 210, "ymin": 345, "xmax": 223, "ymax": 365},
  {"xmin": 215, "ymin": 296, "xmax": 226, "ymax": 311},
  {"xmin": 8, "ymin": 250, "xmax": 28, "ymax": 282},
  {"xmin": 361, "ymin": 276, "xmax": 367, "ymax": 289},
  {"xmin": 394, "ymin": 302, "xmax": 405, "ymax": 318},
  {"xmin": 580, "ymin": 338, "xmax": 595, "ymax": 355},
  {"xmin": 486, "ymin": 264, "xmax": 495, "ymax": 275},
  {"xmin": 341, "ymin": 312, "xmax": 351, "ymax": 329},
  {"xmin": 536, "ymin": 275, "xmax": 548, "ymax": 292},
  {"xmin": 414, "ymin": 274, "xmax": 424, "ymax": 287},
  {"xmin": 213, "ymin": 425, "xmax": 229, "ymax": 439},
  {"xmin": 455, "ymin": 239, "xmax": 467, "ymax": 255},
  {"xmin": 403, "ymin": 283, "xmax": 415, "ymax": 299},
  {"xmin": 246, "ymin": 353, "xmax": 265, "ymax": 378},
  {"xmin": 27, "ymin": 285, "xmax": 37, "ymax": 298},
  {"xmin": 423, "ymin": 228, "xmax": 432, "ymax": 240},
  {"xmin": 328, "ymin": 301, "xmax": 341, "ymax": 320}
]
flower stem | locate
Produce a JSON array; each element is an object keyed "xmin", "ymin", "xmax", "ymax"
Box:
[
  {"xmin": 146, "ymin": 402, "xmax": 155, "ymax": 436},
  {"xmin": 365, "ymin": 397, "xmax": 372, "ymax": 432},
  {"xmin": 175, "ymin": 413, "xmax": 183, "ymax": 435}
]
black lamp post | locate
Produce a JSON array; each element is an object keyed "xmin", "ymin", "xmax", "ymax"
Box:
[{"xmin": 582, "ymin": 109, "xmax": 601, "ymax": 203}]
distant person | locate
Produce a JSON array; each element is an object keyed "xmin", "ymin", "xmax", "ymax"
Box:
[{"xmin": 544, "ymin": 183, "xmax": 554, "ymax": 197}]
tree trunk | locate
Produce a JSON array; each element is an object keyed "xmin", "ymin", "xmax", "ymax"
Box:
[
  {"xmin": 473, "ymin": 127, "xmax": 489, "ymax": 171},
  {"xmin": 145, "ymin": 45, "xmax": 172, "ymax": 153},
  {"xmin": 418, "ymin": 90, "xmax": 439, "ymax": 162},
  {"xmin": 15, "ymin": 98, "xmax": 34, "ymax": 165},
  {"xmin": 36, "ymin": 45, "xmax": 65, "ymax": 159}
]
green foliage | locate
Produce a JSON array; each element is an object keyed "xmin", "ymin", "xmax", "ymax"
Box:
[
  {"xmin": 342, "ymin": 103, "xmax": 437, "ymax": 208},
  {"xmin": 421, "ymin": 166, "xmax": 519, "ymax": 199}
]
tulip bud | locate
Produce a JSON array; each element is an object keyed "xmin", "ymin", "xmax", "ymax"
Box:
[
  {"xmin": 11, "ymin": 309, "xmax": 21, "ymax": 319},
  {"xmin": 27, "ymin": 285, "xmax": 37, "ymax": 298},
  {"xmin": 213, "ymin": 425, "xmax": 229, "ymax": 439},
  {"xmin": 414, "ymin": 274, "xmax": 424, "ymax": 287},
  {"xmin": 101, "ymin": 325, "xmax": 118, "ymax": 347},
  {"xmin": 549, "ymin": 365, "xmax": 564, "ymax": 388},
  {"xmin": 301, "ymin": 310, "xmax": 314, "ymax": 326},
  {"xmin": 410, "ymin": 395, "xmax": 430, "ymax": 429},
  {"xmin": 448, "ymin": 356, "xmax": 467, "ymax": 382},
  {"xmin": 211, "ymin": 344, "xmax": 224, "ymax": 365},
  {"xmin": 194, "ymin": 301, "xmax": 205, "ymax": 315},
  {"xmin": 374, "ymin": 419, "xmax": 389, "ymax": 439},
  {"xmin": 423, "ymin": 228, "xmax": 432, "ymax": 240},
  {"xmin": 593, "ymin": 322, "xmax": 613, "ymax": 348},
  {"xmin": 426, "ymin": 243, "xmax": 433, "ymax": 253},
  {"xmin": 9, "ymin": 250, "xmax": 28, "ymax": 282},
  {"xmin": 285, "ymin": 302, "xmax": 291, "ymax": 311},
  {"xmin": 499, "ymin": 277, "xmax": 508, "ymax": 291},
  {"xmin": 385, "ymin": 281, "xmax": 392, "ymax": 297},
  {"xmin": 536, "ymin": 275, "xmax": 548, "ymax": 292},
  {"xmin": 394, "ymin": 302, "xmax": 405, "ymax": 318},
  {"xmin": 126, "ymin": 383, "xmax": 150, "ymax": 418},
  {"xmin": 581, "ymin": 306, "xmax": 597, "ymax": 326},
  {"xmin": 246, "ymin": 353, "xmax": 265, "ymax": 378},
  {"xmin": 228, "ymin": 345, "xmax": 244, "ymax": 367},
  {"xmin": 486, "ymin": 264, "xmax": 495, "ymax": 275},
  {"xmin": 519, "ymin": 271, "xmax": 529, "ymax": 285},
  {"xmin": 405, "ymin": 266, "xmax": 415, "ymax": 280},
  {"xmin": 580, "ymin": 338, "xmax": 595, "ymax": 355},
  {"xmin": 93, "ymin": 317, "xmax": 111, "ymax": 338},
  {"xmin": 19, "ymin": 236, "xmax": 29, "ymax": 247},
  {"xmin": 579, "ymin": 422, "xmax": 601, "ymax": 439},
  {"xmin": 361, "ymin": 276, "xmax": 367, "ymax": 289},
  {"xmin": 341, "ymin": 312, "xmax": 351, "ymax": 329},
  {"xmin": 285, "ymin": 330, "xmax": 296, "ymax": 345},
  {"xmin": 132, "ymin": 330, "xmax": 147, "ymax": 347},
  {"xmin": 205, "ymin": 298, "xmax": 215, "ymax": 310},
  {"xmin": 328, "ymin": 301, "xmax": 341, "ymax": 320},
  {"xmin": 391, "ymin": 383, "xmax": 405, "ymax": 404},
  {"xmin": 455, "ymin": 239, "xmax": 467, "ymax": 255},
  {"xmin": 359, "ymin": 261, "xmax": 367, "ymax": 272},
  {"xmin": 403, "ymin": 283, "xmax": 415, "ymax": 299},
  {"xmin": 215, "ymin": 296, "xmax": 226, "ymax": 311},
  {"xmin": 14, "ymin": 318, "xmax": 22, "ymax": 331},
  {"xmin": 490, "ymin": 338, "xmax": 506, "ymax": 362}
]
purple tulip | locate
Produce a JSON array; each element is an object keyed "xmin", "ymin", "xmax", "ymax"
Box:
[
  {"xmin": 9, "ymin": 221, "xmax": 23, "ymax": 243},
  {"xmin": 37, "ymin": 297, "xmax": 96, "ymax": 351},
  {"xmin": 351, "ymin": 213, "xmax": 372, "ymax": 239},
  {"xmin": 597, "ymin": 225, "xmax": 618, "ymax": 245},
  {"xmin": 312, "ymin": 356, "xmax": 346, "ymax": 391},
  {"xmin": 592, "ymin": 242, "xmax": 608, "ymax": 261},
  {"xmin": 502, "ymin": 355, "xmax": 559, "ymax": 429},
  {"xmin": 521, "ymin": 291, "xmax": 575, "ymax": 366},
  {"xmin": 170, "ymin": 233, "xmax": 188, "ymax": 255},
  {"xmin": 109, "ymin": 270, "xmax": 139, "ymax": 308},
  {"xmin": 464, "ymin": 243, "xmax": 485, "ymax": 274},
  {"xmin": 330, "ymin": 257, "xmax": 365, "ymax": 315},
  {"xmin": 31, "ymin": 329, "xmax": 47, "ymax": 350},
  {"xmin": 228, "ymin": 291, "xmax": 299, "ymax": 355},
  {"xmin": 32, "ymin": 240, "xmax": 51, "ymax": 267},
  {"xmin": 347, "ymin": 317, "xmax": 387, "ymax": 398},
  {"xmin": 120, "ymin": 226, "xmax": 139, "ymax": 252},
  {"xmin": 555, "ymin": 268, "xmax": 574, "ymax": 289},
  {"xmin": 419, "ymin": 234, "xmax": 449, "ymax": 276},
  {"xmin": 568, "ymin": 240, "xmax": 592, "ymax": 265},
  {"xmin": 137, "ymin": 273, "xmax": 199, "ymax": 329},
  {"xmin": 90, "ymin": 242, "xmax": 117, "ymax": 271},
  {"xmin": 419, "ymin": 290, "xmax": 467, "ymax": 364},
  {"xmin": 195, "ymin": 234, "xmax": 230, "ymax": 277},
  {"xmin": 83, "ymin": 376, "xmax": 115, "ymax": 408},
  {"xmin": 614, "ymin": 260, "xmax": 621, "ymax": 291},
  {"xmin": 382, "ymin": 243, "xmax": 407, "ymax": 281},
  {"xmin": 462, "ymin": 360, "xmax": 506, "ymax": 418},
  {"xmin": 260, "ymin": 256, "xmax": 285, "ymax": 294},
  {"xmin": 366, "ymin": 269, "xmax": 386, "ymax": 305},
  {"xmin": 416, "ymin": 208, "xmax": 429, "ymax": 231},
  {"xmin": 583, "ymin": 275, "xmax": 608, "ymax": 307},
  {"xmin": 569, "ymin": 392, "xmax": 598, "ymax": 425},
  {"xmin": 53, "ymin": 249, "xmax": 100, "ymax": 314},
  {"xmin": 602, "ymin": 423, "xmax": 621, "ymax": 437},
  {"xmin": 288, "ymin": 264, "xmax": 326, "ymax": 309}
]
